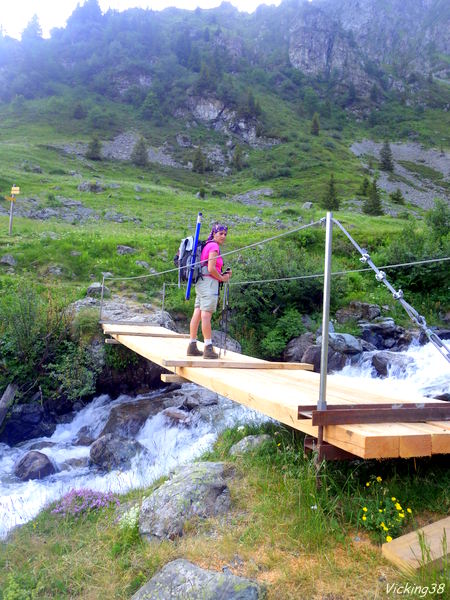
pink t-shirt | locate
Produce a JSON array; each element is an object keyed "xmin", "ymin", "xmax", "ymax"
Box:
[{"xmin": 201, "ymin": 241, "xmax": 223, "ymax": 280}]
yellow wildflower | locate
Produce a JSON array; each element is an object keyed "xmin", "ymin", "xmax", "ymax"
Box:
[
  {"xmin": 399, "ymin": 513, "xmax": 405, "ymax": 518},
  {"xmin": 362, "ymin": 516, "xmax": 367, "ymax": 521},
  {"xmin": 363, "ymin": 507, "xmax": 368, "ymax": 512},
  {"xmin": 407, "ymin": 508, "xmax": 412, "ymax": 514},
  {"xmin": 376, "ymin": 476, "xmax": 382, "ymax": 482},
  {"xmin": 386, "ymin": 536, "xmax": 393, "ymax": 542},
  {"xmin": 391, "ymin": 497, "xmax": 396, "ymax": 501},
  {"xmin": 366, "ymin": 482, "xmax": 371, "ymax": 487},
  {"xmin": 379, "ymin": 509, "xmax": 383, "ymax": 513},
  {"xmin": 395, "ymin": 503, "xmax": 402, "ymax": 511}
]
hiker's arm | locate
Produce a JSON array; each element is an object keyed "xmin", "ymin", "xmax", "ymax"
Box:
[{"xmin": 208, "ymin": 251, "xmax": 231, "ymax": 282}]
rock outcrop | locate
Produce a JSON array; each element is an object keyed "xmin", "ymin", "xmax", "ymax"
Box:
[
  {"xmin": 139, "ymin": 462, "xmax": 232, "ymax": 541},
  {"xmin": 131, "ymin": 559, "xmax": 266, "ymax": 600}
]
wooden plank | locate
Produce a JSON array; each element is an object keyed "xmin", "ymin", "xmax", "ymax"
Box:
[
  {"xmin": 161, "ymin": 374, "xmax": 189, "ymax": 383},
  {"xmin": 162, "ymin": 359, "xmax": 314, "ymax": 370},
  {"xmin": 108, "ymin": 331, "xmax": 190, "ymax": 338},
  {"xmin": 382, "ymin": 517, "xmax": 450, "ymax": 573}
]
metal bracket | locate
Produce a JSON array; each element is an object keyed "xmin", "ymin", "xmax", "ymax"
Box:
[
  {"xmin": 304, "ymin": 436, "xmax": 357, "ymax": 461},
  {"xmin": 298, "ymin": 403, "xmax": 450, "ymax": 425}
]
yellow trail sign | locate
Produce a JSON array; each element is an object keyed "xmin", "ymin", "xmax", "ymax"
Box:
[
  {"xmin": 6, "ymin": 196, "xmax": 16, "ymax": 202},
  {"xmin": 11, "ymin": 186, "xmax": 20, "ymax": 194}
]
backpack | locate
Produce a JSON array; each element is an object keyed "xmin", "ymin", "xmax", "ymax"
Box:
[{"xmin": 174, "ymin": 237, "xmax": 208, "ymax": 286}]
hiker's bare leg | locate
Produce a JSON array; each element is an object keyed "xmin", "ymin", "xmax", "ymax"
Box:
[
  {"xmin": 201, "ymin": 310, "xmax": 212, "ymax": 341},
  {"xmin": 190, "ymin": 308, "xmax": 201, "ymax": 339}
]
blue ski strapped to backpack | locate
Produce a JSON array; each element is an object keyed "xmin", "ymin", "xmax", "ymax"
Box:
[{"xmin": 174, "ymin": 212, "xmax": 204, "ymax": 300}]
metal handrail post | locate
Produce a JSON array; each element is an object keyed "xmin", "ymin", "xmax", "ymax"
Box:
[
  {"xmin": 317, "ymin": 212, "xmax": 333, "ymax": 465},
  {"xmin": 319, "ymin": 212, "xmax": 333, "ymax": 410}
]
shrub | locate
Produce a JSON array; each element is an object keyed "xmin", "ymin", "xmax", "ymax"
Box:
[{"xmin": 260, "ymin": 308, "xmax": 306, "ymax": 358}]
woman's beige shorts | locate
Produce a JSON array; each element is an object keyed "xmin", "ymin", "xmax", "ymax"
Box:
[{"xmin": 194, "ymin": 276, "xmax": 219, "ymax": 312}]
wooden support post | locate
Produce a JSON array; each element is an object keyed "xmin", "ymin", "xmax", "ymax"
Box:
[{"xmin": 161, "ymin": 374, "xmax": 189, "ymax": 384}]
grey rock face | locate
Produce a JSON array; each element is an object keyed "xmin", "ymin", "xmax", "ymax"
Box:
[
  {"xmin": 116, "ymin": 244, "xmax": 136, "ymax": 255},
  {"xmin": 229, "ymin": 435, "xmax": 272, "ymax": 456},
  {"xmin": 371, "ymin": 351, "xmax": 414, "ymax": 378},
  {"xmin": 78, "ymin": 181, "xmax": 105, "ymax": 193},
  {"xmin": 211, "ymin": 330, "xmax": 242, "ymax": 353},
  {"xmin": 335, "ymin": 301, "xmax": 381, "ymax": 324},
  {"xmin": 232, "ymin": 188, "xmax": 274, "ymax": 207},
  {"xmin": 86, "ymin": 282, "xmax": 110, "ymax": 297},
  {"xmin": 99, "ymin": 397, "xmax": 173, "ymax": 438},
  {"xmin": 283, "ymin": 332, "xmax": 316, "ymax": 362},
  {"xmin": 139, "ymin": 462, "xmax": 232, "ymax": 541},
  {"xmin": 317, "ymin": 333, "xmax": 363, "ymax": 355},
  {"xmin": 131, "ymin": 559, "xmax": 265, "ymax": 600},
  {"xmin": 0, "ymin": 403, "xmax": 56, "ymax": 446},
  {"xmin": 0, "ymin": 254, "xmax": 17, "ymax": 267},
  {"xmin": 360, "ymin": 318, "xmax": 413, "ymax": 351},
  {"xmin": 90, "ymin": 434, "xmax": 148, "ymax": 470},
  {"xmin": 289, "ymin": 6, "xmax": 371, "ymax": 94},
  {"xmin": 301, "ymin": 344, "xmax": 348, "ymax": 373},
  {"xmin": 14, "ymin": 451, "xmax": 57, "ymax": 481}
]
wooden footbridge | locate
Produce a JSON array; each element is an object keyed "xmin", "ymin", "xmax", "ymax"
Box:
[{"xmin": 102, "ymin": 323, "xmax": 450, "ymax": 461}]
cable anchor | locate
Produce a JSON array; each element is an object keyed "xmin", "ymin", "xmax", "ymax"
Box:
[
  {"xmin": 375, "ymin": 271, "xmax": 386, "ymax": 282},
  {"xmin": 360, "ymin": 251, "xmax": 370, "ymax": 263},
  {"xmin": 392, "ymin": 290, "xmax": 403, "ymax": 300}
]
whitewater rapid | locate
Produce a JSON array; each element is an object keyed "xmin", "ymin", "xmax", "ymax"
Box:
[{"xmin": 0, "ymin": 342, "xmax": 448, "ymax": 540}]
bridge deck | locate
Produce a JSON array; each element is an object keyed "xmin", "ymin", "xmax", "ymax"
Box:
[{"xmin": 102, "ymin": 323, "xmax": 450, "ymax": 460}]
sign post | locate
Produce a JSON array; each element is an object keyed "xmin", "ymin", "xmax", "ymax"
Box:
[{"xmin": 8, "ymin": 185, "xmax": 20, "ymax": 235}]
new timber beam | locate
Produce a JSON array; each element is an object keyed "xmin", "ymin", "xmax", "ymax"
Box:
[{"xmin": 162, "ymin": 359, "xmax": 314, "ymax": 370}]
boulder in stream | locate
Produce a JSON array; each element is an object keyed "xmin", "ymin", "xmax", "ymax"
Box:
[{"xmin": 14, "ymin": 451, "xmax": 57, "ymax": 481}]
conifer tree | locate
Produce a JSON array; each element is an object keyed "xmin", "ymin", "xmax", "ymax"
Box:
[
  {"xmin": 86, "ymin": 136, "xmax": 102, "ymax": 161},
  {"xmin": 311, "ymin": 112, "xmax": 320, "ymax": 136},
  {"xmin": 389, "ymin": 188, "xmax": 405, "ymax": 204},
  {"xmin": 232, "ymin": 145, "xmax": 243, "ymax": 171},
  {"xmin": 359, "ymin": 176, "xmax": 369, "ymax": 196},
  {"xmin": 320, "ymin": 174, "xmax": 339, "ymax": 210},
  {"xmin": 131, "ymin": 136, "xmax": 148, "ymax": 167},
  {"xmin": 363, "ymin": 179, "xmax": 383, "ymax": 215},
  {"xmin": 192, "ymin": 147, "xmax": 205, "ymax": 173},
  {"xmin": 380, "ymin": 139, "xmax": 394, "ymax": 171}
]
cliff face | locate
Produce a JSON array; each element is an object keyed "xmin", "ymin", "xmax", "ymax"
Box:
[{"xmin": 287, "ymin": 0, "xmax": 450, "ymax": 96}]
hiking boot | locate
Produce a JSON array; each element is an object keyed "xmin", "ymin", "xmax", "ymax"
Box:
[
  {"xmin": 187, "ymin": 342, "xmax": 203, "ymax": 357},
  {"xmin": 203, "ymin": 344, "xmax": 219, "ymax": 359}
]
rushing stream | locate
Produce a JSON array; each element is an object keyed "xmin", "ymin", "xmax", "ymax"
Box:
[{"xmin": 0, "ymin": 342, "xmax": 449, "ymax": 540}]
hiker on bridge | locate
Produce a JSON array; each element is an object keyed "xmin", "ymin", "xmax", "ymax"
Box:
[{"xmin": 187, "ymin": 223, "xmax": 232, "ymax": 359}]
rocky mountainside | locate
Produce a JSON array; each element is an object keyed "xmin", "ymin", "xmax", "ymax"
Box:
[
  {"xmin": 0, "ymin": 0, "xmax": 448, "ymax": 111},
  {"xmin": 287, "ymin": 0, "xmax": 449, "ymax": 99}
]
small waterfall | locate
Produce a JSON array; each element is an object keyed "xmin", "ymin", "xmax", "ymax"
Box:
[{"xmin": 0, "ymin": 386, "xmax": 265, "ymax": 540}]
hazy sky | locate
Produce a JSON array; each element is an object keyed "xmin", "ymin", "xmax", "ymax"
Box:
[{"xmin": 0, "ymin": 0, "xmax": 283, "ymax": 40}]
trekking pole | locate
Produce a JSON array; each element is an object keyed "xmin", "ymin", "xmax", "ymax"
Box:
[
  {"xmin": 219, "ymin": 282, "xmax": 230, "ymax": 358},
  {"xmin": 223, "ymin": 282, "xmax": 230, "ymax": 356}
]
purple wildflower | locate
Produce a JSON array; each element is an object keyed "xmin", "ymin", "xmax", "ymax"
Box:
[{"xmin": 51, "ymin": 488, "xmax": 120, "ymax": 518}]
